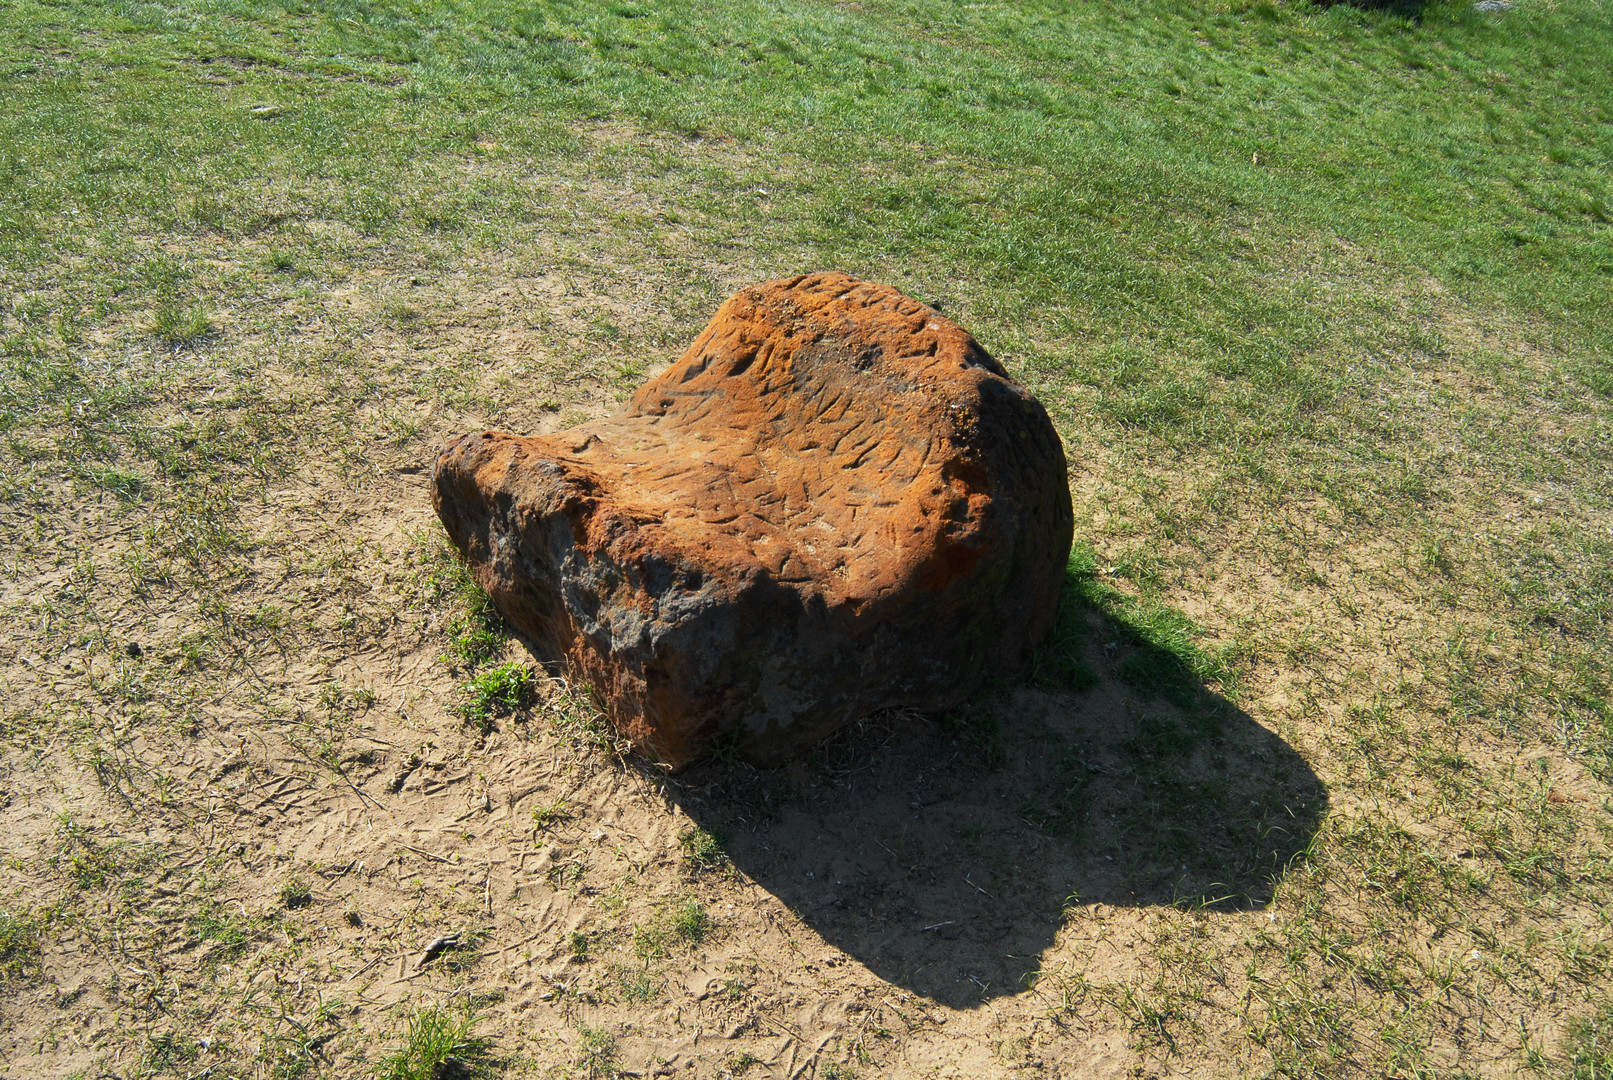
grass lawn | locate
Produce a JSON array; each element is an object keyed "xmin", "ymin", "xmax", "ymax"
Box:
[{"xmin": 1, "ymin": 0, "xmax": 1610, "ymax": 1075}]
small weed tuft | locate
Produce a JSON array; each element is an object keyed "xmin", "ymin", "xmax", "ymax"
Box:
[
  {"xmin": 718, "ymin": 1053, "xmax": 762, "ymax": 1078},
  {"xmin": 142, "ymin": 1031, "xmax": 201, "ymax": 1073},
  {"xmin": 319, "ymin": 682, "xmax": 377, "ymax": 715},
  {"xmin": 1566, "ymin": 1005, "xmax": 1613, "ymax": 1079},
  {"xmin": 678, "ymin": 825, "xmax": 729, "ymax": 872},
  {"xmin": 54, "ymin": 817, "xmax": 156, "ymax": 889},
  {"xmin": 280, "ymin": 873, "xmax": 312, "ymax": 910},
  {"xmin": 413, "ymin": 535, "xmax": 506, "ymax": 669},
  {"xmin": 187, "ymin": 900, "xmax": 255, "ymax": 961},
  {"xmin": 531, "ymin": 797, "xmax": 571, "ymax": 830},
  {"xmin": 1018, "ymin": 749, "xmax": 1092, "ymax": 839},
  {"xmin": 708, "ymin": 729, "xmax": 743, "ymax": 764},
  {"xmin": 575, "ymin": 1023, "xmax": 618, "ymax": 1077},
  {"xmin": 544, "ymin": 682, "xmax": 627, "ymax": 754},
  {"xmin": 0, "ymin": 910, "xmax": 41, "ymax": 982},
  {"xmin": 635, "ymin": 896, "xmax": 711, "ymax": 959},
  {"xmin": 455, "ymin": 662, "xmax": 532, "ymax": 734},
  {"xmin": 719, "ymin": 1053, "xmax": 763, "ymax": 1078},
  {"xmin": 670, "ymin": 897, "xmax": 710, "ymax": 943},
  {"xmin": 375, "ymin": 1002, "xmax": 493, "ymax": 1080},
  {"xmin": 150, "ymin": 304, "xmax": 214, "ymax": 348},
  {"xmin": 609, "ymin": 961, "xmax": 659, "ymax": 1003}
]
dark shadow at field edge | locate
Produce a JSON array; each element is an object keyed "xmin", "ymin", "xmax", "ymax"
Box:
[{"xmin": 664, "ymin": 572, "xmax": 1327, "ymax": 1009}]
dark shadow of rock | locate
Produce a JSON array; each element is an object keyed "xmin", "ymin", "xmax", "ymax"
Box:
[{"xmin": 662, "ymin": 562, "xmax": 1327, "ymax": 1009}]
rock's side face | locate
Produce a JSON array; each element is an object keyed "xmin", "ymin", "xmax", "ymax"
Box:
[{"xmin": 432, "ymin": 272, "xmax": 1073, "ymax": 769}]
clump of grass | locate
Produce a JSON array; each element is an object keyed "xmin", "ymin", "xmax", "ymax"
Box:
[
  {"xmin": 545, "ymin": 682, "xmax": 628, "ymax": 755},
  {"xmin": 631, "ymin": 926, "xmax": 667, "ymax": 962},
  {"xmin": 455, "ymin": 661, "xmax": 532, "ymax": 734},
  {"xmin": 678, "ymin": 825, "xmax": 728, "ymax": 872},
  {"xmin": 531, "ymin": 797, "xmax": 571, "ymax": 829},
  {"xmin": 279, "ymin": 873, "xmax": 312, "ymax": 910},
  {"xmin": 1565, "ymin": 1004, "xmax": 1613, "ymax": 1078},
  {"xmin": 142, "ymin": 1031, "xmax": 201, "ymax": 1073},
  {"xmin": 574, "ymin": 1024, "xmax": 618, "ymax": 1077},
  {"xmin": 413, "ymin": 535, "xmax": 506, "ymax": 669},
  {"xmin": 53, "ymin": 816, "xmax": 156, "ymax": 890},
  {"xmin": 1030, "ymin": 557, "xmax": 1101, "ymax": 693},
  {"xmin": 634, "ymin": 896, "xmax": 711, "ymax": 959},
  {"xmin": 546, "ymin": 858, "xmax": 585, "ymax": 891},
  {"xmin": 64, "ymin": 844, "xmax": 117, "ymax": 889},
  {"xmin": 1064, "ymin": 543, "xmax": 1242, "ymax": 704},
  {"xmin": 150, "ymin": 303, "xmax": 214, "ymax": 348},
  {"xmin": 82, "ymin": 465, "xmax": 149, "ymax": 504},
  {"xmin": 375, "ymin": 1002, "xmax": 493, "ymax": 1080},
  {"xmin": 319, "ymin": 681, "xmax": 377, "ymax": 715},
  {"xmin": 669, "ymin": 897, "xmax": 710, "ymax": 942},
  {"xmin": 0, "ymin": 909, "xmax": 41, "ymax": 983},
  {"xmin": 608, "ymin": 961, "xmax": 659, "ymax": 1004},
  {"xmin": 265, "ymin": 1044, "xmax": 313, "ymax": 1080},
  {"xmin": 383, "ymin": 300, "xmax": 421, "ymax": 328},
  {"xmin": 718, "ymin": 1053, "xmax": 761, "ymax": 1078},
  {"xmin": 444, "ymin": 610, "xmax": 503, "ymax": 671},
  {"xmin": 187, "ymin": 901, "xmax": 254, "ymax": 959},
  {"xmin": 708, "ymin": 729, "xmax": 743, "ymax": 764}
]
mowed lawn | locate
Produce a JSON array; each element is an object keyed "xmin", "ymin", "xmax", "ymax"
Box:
[{"xmin": 1, "ymin": 0, "xmax": 1610, "ymax": 1077}]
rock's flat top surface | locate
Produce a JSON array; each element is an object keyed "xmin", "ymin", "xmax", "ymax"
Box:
[{"xmin": 434, "ymin": 272, "xmax": 1073, "ymax": 768}]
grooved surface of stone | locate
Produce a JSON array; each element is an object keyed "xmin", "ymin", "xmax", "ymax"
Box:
[{"xmin": 433, "ymin": 272, "xmax": 1073, "ymax": 768}]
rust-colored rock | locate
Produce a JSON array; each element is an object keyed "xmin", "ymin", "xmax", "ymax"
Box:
[{"xmin": 432, "ymin": 273, "xmax": 1073, "ymax": 769}]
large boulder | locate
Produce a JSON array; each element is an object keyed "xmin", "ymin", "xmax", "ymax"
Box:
[{"xmin": 432, "ymin": 272, "xmax": 1073, "ymax": 769}]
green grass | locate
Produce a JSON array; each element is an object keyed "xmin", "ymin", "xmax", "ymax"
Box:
[
  {"xmin": 633, "ymin": 896, "xmax": 712, "ymax": 960},
  {"xmin": 187, "ymin": 900, "xmax": 258, "ymax": 960},
  {"xmin": 1065, "ymin": 544, "xmax": 1243, "ymax": 705},
  {"xmin": 0, "ymin": 0, "xmax": 1609, "ymax": 1074},
  {"xmin": 573, "ymin": 1024, "xmax": 618, "ymax": 1078},
  {"xmin": 531, "ymin": 796, "xmax": 571, "ymax": 830},
  {"xmin": 279, "ymin": 873, "xmax": 312, "ymax": 910},
  {"xmin": 454, "ymin": 660, "xmax": 532, "ymax": 734},
  {"xmin": 141, "ymin": 1031, "xmax": 201, "ymax": 1074},
  {"xmin": 149, "ymin": 303, "xmax": 214, "ymax": 349},
  {"xmin": 939, "ymin": 690, "xmax": 1009, "ymax": 770},
  {"xmin": 542, "ymin": 681, "xmax": 628, "ymax": 755},
  {"xmin": 607, "ymin": 961, "xmax": 659, "ymax": 1006},
  {"xmin": 52, "ymin": 815, "xmax": 161, "ymax": 891},
  {"xmin": 668, "ymin": 897, "xmax": 710, "ymax": 943},
  {"xmin": 1567, "ymin": 1006, "xmax": 1613, "ymax": 1080},
  {"xmin": 677, "ymin": 826, "xmax": 728, "ymax": 873},
  {"xmin": 0, "ymin": 909, "xmax": 41, "ymax": 983},
  {"xmin": 414, "ymin": 535, "xmax": 507, "ymax": 670},
  {"xmin": 375, "ymin": 1003, "xmax": 493, "ymax": 1080}
]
